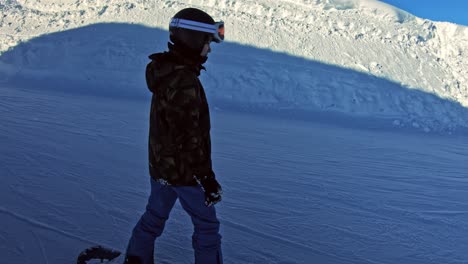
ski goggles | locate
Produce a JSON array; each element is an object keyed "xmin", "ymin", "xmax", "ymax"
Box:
[{"xmin": 170, "ymin": 18, "xmax": 225, "ymax": 43}]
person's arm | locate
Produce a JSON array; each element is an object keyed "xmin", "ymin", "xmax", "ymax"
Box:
[
  {"xmin": 164, "ymin": 73, "xmax": 222, "ymax": 206},
  {"xmin": 164, "ymin": 73, "xmax": 211, "ymax": 176}
]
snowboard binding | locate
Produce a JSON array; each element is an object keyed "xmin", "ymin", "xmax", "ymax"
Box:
[{"xmin": 77, "ymin": 245, "xmax": 121, "ymax": 264}]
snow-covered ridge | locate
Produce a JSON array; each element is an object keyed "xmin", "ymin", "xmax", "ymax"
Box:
[{"xmin": 1, "ymin": 0, "xmax": 467, "ymax": 132}]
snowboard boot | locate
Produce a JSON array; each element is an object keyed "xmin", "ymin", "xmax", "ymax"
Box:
[{"xmin": 123, "ymin": 255, "xmax": 143, "ymax": 264}]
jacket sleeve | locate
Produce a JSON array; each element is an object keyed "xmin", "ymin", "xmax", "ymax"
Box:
[{"xmin": 163, "ymin": 72, "xmax": 212, "ymax": 176}]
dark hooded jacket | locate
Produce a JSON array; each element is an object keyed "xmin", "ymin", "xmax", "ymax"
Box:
[{"xmin": 145, "ymin": 46, "xmax": 213, "ymax": 186}]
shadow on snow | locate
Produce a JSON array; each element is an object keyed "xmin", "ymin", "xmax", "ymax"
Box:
[{"xmin": 1, "ymin": 23, "xmax": 467, "ymax": 134}]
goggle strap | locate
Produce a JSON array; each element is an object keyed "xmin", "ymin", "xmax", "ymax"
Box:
[{"xmin": 170, "ymin": 18, "xmax": 217, "ymax": 34}]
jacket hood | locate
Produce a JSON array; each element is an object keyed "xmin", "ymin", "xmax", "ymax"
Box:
[
  {"xmin": 145, "ymin": 52, "xmax": 175, "ymax": 93},
  {"xmin": 145, "ymin": 50, "xmax": 206, "ymax": 93}
]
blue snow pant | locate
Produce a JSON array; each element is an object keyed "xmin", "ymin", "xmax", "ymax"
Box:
[{"xmin": 126, "ymin": 178, "xmax": 223, "ymax": 264}]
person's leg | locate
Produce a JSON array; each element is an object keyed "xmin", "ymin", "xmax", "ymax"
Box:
[
  {"xmin": 126, "ymin": 178, "xmax": 178, "ymax": 264},
  {"xmin": 174, "ymin": 185, "xmax": 223, "ymax": 264}
]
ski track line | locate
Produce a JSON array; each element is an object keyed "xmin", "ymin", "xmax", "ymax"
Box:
[
  {"xmin": 32, "ymin": 230, "xmax": 50, "ymax": 264},
  {"xmin": 0, "ymin": 206, "xmax": 110, "ymax": 248},
  {"xmin": 219, "ymin": 217, "xmax": 374, "ymax": 264}
]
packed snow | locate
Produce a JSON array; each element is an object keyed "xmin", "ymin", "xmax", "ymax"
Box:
[
  {"xmin": 2, "ymin": 86, "xmax": 468, "ymax": 264},
  {"xmin": 1, "ymin": 0, "xmax": 468, "ymax": 264}
]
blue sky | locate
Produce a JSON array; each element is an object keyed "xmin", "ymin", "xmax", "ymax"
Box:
[{"xmin": 379, "ymin": 0, "xmax": 468, "ymax": 26}]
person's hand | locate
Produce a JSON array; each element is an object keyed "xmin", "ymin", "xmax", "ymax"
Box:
[{"xmin": 194, "ymin": 172, "xmax": 223, "ymax": 207}]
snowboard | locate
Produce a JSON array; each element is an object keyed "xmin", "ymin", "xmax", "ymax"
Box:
[{"xmin": 77, "ymin": 245, "xmax": 122, "ymax": 264}]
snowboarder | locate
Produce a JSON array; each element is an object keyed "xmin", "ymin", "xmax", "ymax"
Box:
[{"xmin": 123, "ymin": 8, "xmax": 224, "ymax": 264}]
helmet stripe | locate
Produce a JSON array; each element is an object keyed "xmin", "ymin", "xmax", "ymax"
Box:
[{"xmin": 170, "ymin": 18, "xmax": 217, "ymax": 33}]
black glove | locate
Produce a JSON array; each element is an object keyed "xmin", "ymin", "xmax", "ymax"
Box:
[{"xmin": 194, "ymin": 172, "xmax": 223, "ymax": 207}]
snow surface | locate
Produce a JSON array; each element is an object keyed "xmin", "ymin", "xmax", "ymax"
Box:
[
  {"xmin": 2, "ymin": 86, "xmax": 468, "ymax": 264},
  {"xmin": 1, "ymin": 0, "xmax": 468, "ymax": 263}
]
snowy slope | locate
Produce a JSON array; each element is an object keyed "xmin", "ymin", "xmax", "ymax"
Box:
[
  {"xmin": 2, "ymin": 86, "xmax": 468, "ymax": 264},
  {"xmin": 2, "ymin": 1, "xmax": 468, "ymax": 264},
  {"xmin": 1, "ymin": 0, "xmax": 468, "ymax": 132}
]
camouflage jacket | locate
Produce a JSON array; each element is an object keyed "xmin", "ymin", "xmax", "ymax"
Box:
[{"xmin": 145, "ymin": 51, "xmax": 213, "ymax": 186}]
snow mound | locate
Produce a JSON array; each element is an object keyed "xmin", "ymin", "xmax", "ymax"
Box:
[
  {"xmin": 319, "ymin": 0, "xmax": 413, "ymax": 23},
  {"xmin": 1, "ymin": 0, "xmax": 467, "ymax": 133}
]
